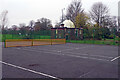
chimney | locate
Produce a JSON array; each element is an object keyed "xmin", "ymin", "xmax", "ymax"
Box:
[{"xmin": 61, "ymin": 24, "xmax": 64, "ymax": 28}]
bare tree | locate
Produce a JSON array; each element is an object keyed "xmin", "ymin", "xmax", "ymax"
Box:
[
  {"xmin": 19, "ymin": 23, "xmax": 26, "ymax": 28},
  {"xmin": 66, "ymin": 0, "xmax": 84, "ymax": 27},
  {"xmin": 0, "ymin": 10, "xmax": 8, "ymax": 30},
  {"xmin": 89, "ymin": 2, "xmax": 109, "ymax": 27},
  {"xmin": 19, "ymin": 23, "xmax": 27, "ymax": 34},
  {"xmin": 118, "ymin": 16, "xmax": 120, "ymax": 31},
  {"xmin": 60, "ymin": 15, "xmax": 66, "ymax": 24},
  {"xmin": 29, "ymin": 20, "xmax": 35, "ymax": 28},
  {"xmin": 55, "ymin": 21, "xmax": 61, "ymax": 28},
  {"xmin": 37, "ymin": 18, "xmax": 52, "ymax": 30},
  {"xmin": 102, "ymin": 16, "xmax": 118, "ymax": 28},
  {"xmin": 12, "ymin": 25, "xmax": 18, "ymax": 31}
]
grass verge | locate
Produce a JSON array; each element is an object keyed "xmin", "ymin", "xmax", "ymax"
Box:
[{"xmin": 66, "ymin": 40, "xmax": 119, "ymax": 46}]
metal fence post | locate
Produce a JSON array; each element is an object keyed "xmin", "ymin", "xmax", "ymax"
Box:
[
  {"xmin": 93, "ymin": 28, "xmax": 95, "ymax": 44},
  {"xmin": 113, "ymin": 28, "xmax": 116, "ymax": 45}
]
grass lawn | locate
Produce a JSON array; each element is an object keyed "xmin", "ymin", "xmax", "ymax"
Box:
[{"xmin": 66, "ymin": 39, "xmax": 119, "ymax": 46}]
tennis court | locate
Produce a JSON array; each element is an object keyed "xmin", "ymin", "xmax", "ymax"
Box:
[{"xmin": 1, "ymin": 42, "xmax": 119, "ymax": 79}]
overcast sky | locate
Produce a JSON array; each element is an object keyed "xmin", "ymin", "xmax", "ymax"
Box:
[{"xmin": 0, "ymin": 0, "xmax": 119, "ymax": 27}]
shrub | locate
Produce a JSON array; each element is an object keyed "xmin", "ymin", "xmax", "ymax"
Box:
[{"xmin": 108, "ymin": 34, "xmax": 114, "ymax": 39}]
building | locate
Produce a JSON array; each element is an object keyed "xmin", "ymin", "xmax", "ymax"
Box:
[
  {"xmin": 51, "ymin": 25, "xmax": 83, "ymax": 40},
  {"xmin": 51, "ymin": 20, "xmax": 83, "ymax": 40}
]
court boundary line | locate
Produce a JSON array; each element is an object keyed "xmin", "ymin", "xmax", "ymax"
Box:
[
  {"xmin": 60, "ymin": 46, "xmax": 94, "ymax": 52},
  {"xmin": 18, "ymin": 47, "xmax": 113, "ymax": 59},
  {"xmin": 0, "ymin": 61, "xmax": 62, "ymax": 80},
  {"xmin": 62, "ymin": 51, "xmax": 113, "ymax": 59},
  {"xmin": 79, "ymin": 70, "xmax": 94, "ymax": 78},
  {"xmin": 111, "ymin": 56, "xmax": 120, "ymax": 61}
]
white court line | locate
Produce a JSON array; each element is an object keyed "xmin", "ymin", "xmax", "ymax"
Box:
[
  {"xmin": 16, "ymin": 48, "xmax": 110, "ymax": 62},
  {"xmin": 18, "ymin": 46, "xmax": 80, "ymax": 52},
  {"xmin": 19, "ymin": 47, "xmax": 113, "ymax": 59},
  {"xmin": 111, "ymin": 56, "xmax": 120, "ymax": 61},
  {"xmin": 64, "ymin": 51, "xmax": 113, "ymax": 59},
  {"xmin": 23, "ymin": 45, "xmax": 81, "ymax": 52},
  {"xmin": 22, "ymin": 47, "xmax": 60, "ymax": 52},
  {"xmin": 25, "ymin": 45, "xmax": 93, "ymax": 52},
  {"xmin": 0, "ymin": 61, "xmax": 62, "ymax": 80},
  {"xmin": 66, "ymin": 54, "xmax": 110, "ymax": 61},
  {"xmin": 23, "ymin": 45, "xmax": 94, "ymax": 53},
  {"xmin": 60, "ymin": 46, "xmax": 94, "ymax": 52},
  {"xmin": 79, "ymin": 70, "xmax": 94, "ymax": 78}
]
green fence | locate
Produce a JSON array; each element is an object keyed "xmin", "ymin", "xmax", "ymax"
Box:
[
  {"xmin": 1, "ymin": 28, "xmax": 120, "ymax": 45},
  {"xmin": 1, "ymin": 30, "xmax": 51, "ymax": 42},
  {"xmin": 66, "ymin": 27, "xmax": 119, "ymax": 46}
]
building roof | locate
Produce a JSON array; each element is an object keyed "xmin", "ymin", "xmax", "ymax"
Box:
[{"xmin": 63, "ymin": 20, "xmax": 75, "ymax": 28}]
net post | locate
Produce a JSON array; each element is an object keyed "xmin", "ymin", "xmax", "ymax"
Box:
[
  {"xmin": 93, "ymin": 27, "xmax": 95, "ymax": 44},
  {"xmin": 31, "ymin": 39, "xmax": 33, "ymax": 46},
  {"xmin": 113, "ymin": 28, "xmax": 116, "ymax": 45},
  {"xmin": 51, "ymin": 39, "xmax": 52, "ymax": 45},
  {"xmin": 64, "ymin": 39, "xmax": 66, "ymax": 44},
  {"xmin": 50, "ymin": 29, "xmax": 52, "ymax": 45}
]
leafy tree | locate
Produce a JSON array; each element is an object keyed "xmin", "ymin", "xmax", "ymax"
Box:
[
  {"xmin": 94, "ymin": 27, "xmax": 102, "ymax": 40},
  {"xmin": 100, "ymin": 27, "xmax": 110, "ymax": 39},
  {"xmin": 92, "ymin": 27, "xmax": 110, "ymax": 40},
  {"xmin": 110, "ymin": 27, "xmax": 117, "ymax": 35},
  {"xmin": 83, "ymin": 27, "xmax": 91, "ymax": 39},
  {"xmin": 75, "ymin": 12, "xmax": 90, "ymax": 28}
]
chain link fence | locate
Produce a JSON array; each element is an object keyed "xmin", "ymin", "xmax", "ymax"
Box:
[
  {"xmin": 1, "ymin": 27, "xmax": 120, "ymax": 45},
  {"xmin": 1, "ymin": 30, "xmax": 51, "ymax": 42},
  {"xmin": 66, "ymin": 27, "xmax": 119, "ymax": 45}
]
